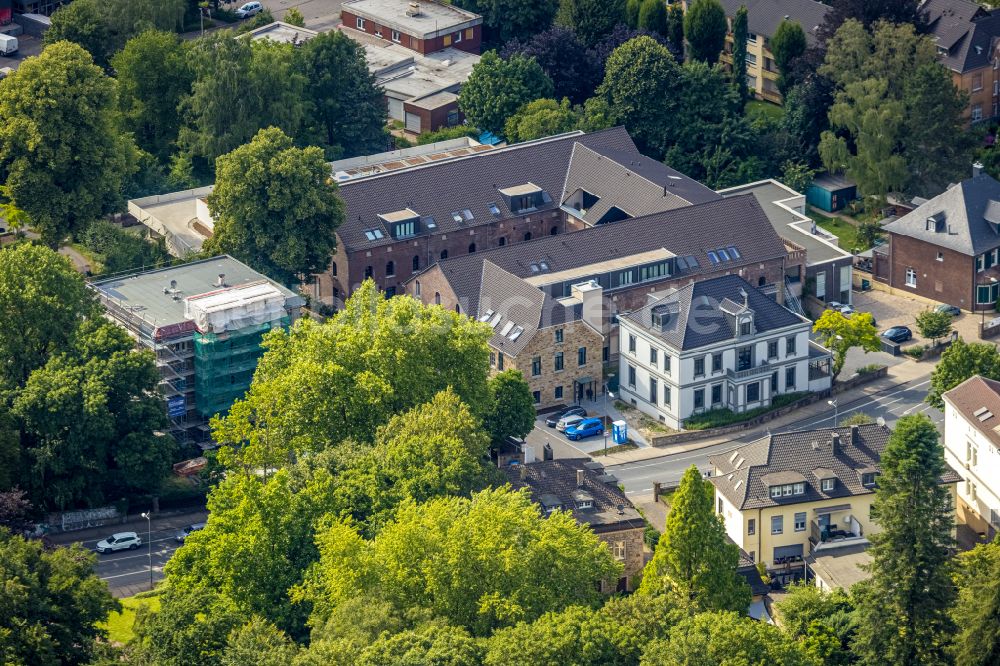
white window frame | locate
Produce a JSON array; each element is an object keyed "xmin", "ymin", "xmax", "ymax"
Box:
[
  {"xmin": 454, "ymin": 30, "xmax": 462, "ymax": 43},
  {"xmin": 821, "ymin": 478, "xmax": 835, "ymax": 492},
  {"xmin": 391, "ymin": 29, "xmax": 401, "ymax": 42},
  {"xmin": 612, "ymin": 541, "xmax": 626, "ymax": 561},
  {"xmin": 905, "ymin": 267, "xmax": 917, "ymax": 287},
  {"xmin": 794, "ymin": 512, "xmax": 806, "ymax": 532},
  {"xmin": 356, "ymin": 17, "xmax": 365, "ymax": 29},
  {"xmin": 771, "ymin": 515, "xmax": 783, "ymax": 534}
]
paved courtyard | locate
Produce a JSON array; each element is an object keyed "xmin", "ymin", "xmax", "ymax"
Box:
[{"xmin": 852, "ymin": 288, "xmax": 985, "ymax": 345}]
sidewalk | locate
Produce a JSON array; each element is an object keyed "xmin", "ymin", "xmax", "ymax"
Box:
[{"xmin": 592, "ymin": 362, "xmax": 930, "ymax": 466}]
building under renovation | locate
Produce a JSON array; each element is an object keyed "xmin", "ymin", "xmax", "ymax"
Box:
[{"xmin": 90, "ymin": 256, "xmax": 304, "ymax": 447}]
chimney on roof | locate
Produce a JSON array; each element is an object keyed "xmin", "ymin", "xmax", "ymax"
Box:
[
  {"xmin": 519, "ymin": 464, "xmax": 527, "ymax": 481},
  {"xmin": 215, "ymin": 273, "xmax": 226, "ymax": 288},
  {"xmin": 851, "ymin": 424, "xmax": 860, "ymax": 445},
  {"xmin": 576, "ymin": 469, "xmax": 585, "ymax": 488},
  {"xmin": 831, "ymin": 432, "xmax": 841, "ymax": 454},
  {"xmin": 405, "ymin": 1, "xmax": 421, "ymax": 16},
  {"xmin": 974, "ymin": 161, "xmax": 984, "ymax": 178}
]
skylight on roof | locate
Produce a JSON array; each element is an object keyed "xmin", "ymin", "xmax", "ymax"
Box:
[
  {"xmin": 539, "ymin": 261, "xmax": 549, "ymax": 271},
  {"xmin": 478, "ymin": 310, "xmax": 494, "ymax": 322},
  {"xmin": 364, "ymin": 229, "xmax": 384, "ymax": 241},
  {"xmin": 686, "ymin": 255, "xmax": 699, "ymax": 268},
  {"xmin": 424, "ymin": 216, "xmax": 437, "ymax": 230},
  {"xmin": 717, "ymin": 248, "xmax": 730, "ymax": 261},
  {"xmin": 707, "ymin": 251, "xmax": 719, "ymax": 264},
  {"xmin": 489, "ymin": 312, "xmax": 502, "ymax": 327},
  {"xmin": 500, "ymin": 321, "xmax": 515, "ymax": 336},
  {"xmin": 488, "ymin": 202, "xmax": 501, "ymax": 216},
  {"xmin": 462, "ymin": 209, "xmax": 474, "ymax": 221},
  {"xmin": 451, "ymin": 211, "xmax": 463, "ymax": 223},
  {"xmin": 728, "ymin": 246, "xmax": 740, "ymax": 259},
  {"xmin": 509, "ymin": 325, "xmax": 524, "ymax": 341},
  {"xmin": 530, "ymin": 263, "xmax": 540, "ymax": 273}
]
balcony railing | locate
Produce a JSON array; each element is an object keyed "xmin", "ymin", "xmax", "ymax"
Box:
[
  {"xmin": 727, "ymin": 362, "xmax": 774, "ymax": 381},
  {"xmin": 808, "ymin": 518, "xmax": 868, "ymax": 552}
]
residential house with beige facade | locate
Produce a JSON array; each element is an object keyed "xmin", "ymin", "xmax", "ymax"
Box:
[
  {"xmin": 710, "ymin": 424, "xmax": 960, "ymax": 586},
  {"xmin": 943, "ymin": 374, "xmax": 1000, "ymax": 538},
  {"xmin": 924, "ymin": 0, "xmax": 1000, "ymax": 123},
  {"xmin": 504, "ymin": 458, "xmax": 646, "ymax": 592}
]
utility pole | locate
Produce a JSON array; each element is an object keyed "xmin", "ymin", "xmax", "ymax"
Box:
[{"xmin": 141, "ymin": 512, "xmax": 153, "ymax": 590}]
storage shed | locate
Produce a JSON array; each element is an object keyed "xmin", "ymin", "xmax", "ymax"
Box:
[{"xmin": 806, "ymin": 173, "xmax": 857, "ymax": 212}]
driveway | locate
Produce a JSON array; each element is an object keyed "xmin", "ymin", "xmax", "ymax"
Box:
[
  {"xmin": 852, "ymin": 288, "xmax": 981, "ymax": 344},
  {"xmin": 0, "ymin": 34, "xmax": 43, "ymax": 72},
  {"xmin": 260, "ymin": 0, "xmax": 344, "ymax": 31}
]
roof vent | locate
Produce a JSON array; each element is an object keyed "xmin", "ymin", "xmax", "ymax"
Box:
[
  {"xmin": 405, "ymin": 1, "xmax": 421, "ymax": 17},
  {"xmin": 215, "ymin": 273, "xmax": 226, "ymax": 288}
]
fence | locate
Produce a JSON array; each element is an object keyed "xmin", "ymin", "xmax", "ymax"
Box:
[{"xmin": 50, "ymin": 506, "xmax": 125, "ymax": 533}]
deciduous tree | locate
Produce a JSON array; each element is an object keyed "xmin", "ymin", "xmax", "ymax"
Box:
[
  {"xmin": 951, "ymin": 539, "xmax": 1000, "ymax": 666},
  {"xmin": 112, "ymin": 30, "xmax": 194, "ymax": 162},
  {"xmin": 0, "ymin": 41, "xmax": 138, "ymax": 247},
  {"xmin": 132, "ymin": 585, "xmax": 244, "ymax": 666},
  {"xmin": 483, "ymin": 370, "xmax": 537, "ymax": 443},
  {"xmin": 851, "ymin": 414, "xmax": 955, "ymax": 666},
  {"xmin": 927, "ymin": 339, "xmax": 1000, "ymax": 408},
  {"xmin": 221, "ymin": 617, "xmax": 302, "ymax": 666},
  {"xmin": 915, "ymin": 308, "xmax": 953, "ymax": 344},
  {"xmin": 812, "ymin": 310, "xmax": 880, "ymax": 379},
  {"xmin": 775, "ymin": 582, "xmax": 857, "ymax": 666},
  {"xmin": 819, "ymin": 0, "xmax": 927, "ymax": 42},
  {"xmin": 504, "ymin": 98, "xmax": 583, "ymax": 143},
  {"xmin": 500, "ymin": 26, "xmax": 602, "ymax": 104},
  {"xmin": 683, "ymin": 0, "xmax": 727, "ymax": 63},
  {"xmin": 770, "ymin": 19, "xmax": 807, "ymax": 96},
  {"xmin": 0, "ymin": 532, "xmax": 119, "ymax": 666},
  {"xmin": 455, "ymin": 0, "xmax": 559, "ymax": 47},
  {"xmin": 295, "ymin": 31, "xmax": 387, "ymax": 161},
  {"xmin": 459, "ymin": 51, "xmax": 554, "ymax": 136},
  {"xmin": 356, "ymin": 623, "xmax": 484, "ymax": 666},
  {"xmin": 639, "ymin": 466, "xmax": 750, "ymax": 613},
  {"xmin": 212, "ymin": 282, "xmax": 492, "ymax": 469},
  {"xmin": 556, "ymin": 0, "xmax": 626, "ymax": 46},
  {"xmin": 204, "ymin": 127, "xmax": 344, "ymax": 285}
]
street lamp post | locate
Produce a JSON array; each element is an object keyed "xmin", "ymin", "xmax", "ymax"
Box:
[
  {"xmin": 140, "ymin": 511, "xmax": 152, "ymax": 590},
  {"xmin": 827, "ymin": 399, "xmax": 838, "ymax": 428},
  {"xmin": 603, "ymin": 374, "xmax": 615, "ymax": 455}
]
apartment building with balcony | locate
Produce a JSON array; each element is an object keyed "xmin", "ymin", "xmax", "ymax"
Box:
[
  {"xmin": 924, "ymin": 0, "xmax": 1000, "ymax": 123},
  {"xmin": 706, "ymin": 0, "xmax": 830, "ymax": 104},
  {"xmin": 942, "ymin": 375, "xmax": 1000, "ymax": 539},
  {"xmin": 710, "ymin": 424, "xmax": 960, "ymax": 586},
  {"xmin": 90, "ymin": 256, "xmax": 303, "ymax": 448},
  {"xmin": 616, "ymin": 275, "xmax": 831, "ymax": 429}
]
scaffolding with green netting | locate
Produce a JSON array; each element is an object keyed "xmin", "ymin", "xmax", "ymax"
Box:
[{"xmin": 192, "ymin": 316, "xmax": 289, "ymax": 417}]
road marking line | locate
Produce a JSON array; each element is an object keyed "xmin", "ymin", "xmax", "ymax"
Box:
[{"xmin": 100, "ymin": 566, "xmax": 165, "ymax": 581}]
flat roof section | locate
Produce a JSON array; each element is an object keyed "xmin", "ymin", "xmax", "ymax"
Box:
[
  {"xmin": 245, "ymin": 21, "xmax": 319, "ymax": 44},
  {"xmin": 90, "ymin": 256, "xmax": 302, "ymax": 330},
  {"xmin": 343, "ymin": 0, "xmax": 481, "ymax": 36},
  {"xmin": 719, "ymin": 180, "xmax": 852, "ymax": 266}
]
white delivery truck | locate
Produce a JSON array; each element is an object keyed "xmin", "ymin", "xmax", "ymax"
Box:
[{"xmin": 0, "ymin": 34, "xmax": 17, "ymax": 57}]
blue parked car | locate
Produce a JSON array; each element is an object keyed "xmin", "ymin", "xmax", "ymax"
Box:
[{"xmin": 565, "ymin": 417, "xmax": 605, "ymax": 441}]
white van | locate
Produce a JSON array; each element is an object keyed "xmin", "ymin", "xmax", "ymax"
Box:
[{"xmin": 0, "ymin": 34, "xmax": 18, "ymax": 57}]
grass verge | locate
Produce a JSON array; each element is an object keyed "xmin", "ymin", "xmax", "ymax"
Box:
[
  {"xmin": 99, "ymin": 593, "xmax": 161, "ymax": 644},
  {"xmin": 807, "ymin": 210, "xmax": 861, "ymax": 252}
]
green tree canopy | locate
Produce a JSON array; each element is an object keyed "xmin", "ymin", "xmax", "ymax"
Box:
[
  {"xmin": 952, "ymin": 539, "xmax": 1000, "ymax": 666},
  {"xmin": 639, "ymin": 466, "xmax": 750, "ymax": 613},
  {"xmin": 770, "ymin": 19, "xmax": 806, "ymax": 95},
  {"xmin": 455, "ymin": 0, "xmax": 559, "ymax": 46},
  {"xmin": 638, "ymin": 0, "xmax": 668, "ymax": 37},
  {"xmin": 221, "ymin": 618, "xmax": 302, "ymax": 666},
  {"xmin": 683, "ymin": 0, "xmax": 727, "ymax": 63},
  {"xmin": 927, "ymin": 339, "xmax": 1000, "ymax": 408},
  {"xmin": 213, "ymin": 282, "xmax": 492, "ymax": 469},
  {"xmin": 915, "ymin": 308, "xmax": 953, "ymax": 343},
  {"xmin": 812, "ymin": 310, "xmax": 880, "ymax": 379},
  {"xmin": 731, "ymin": 5, "xmax": 749, "ymax": 105},
  {"xmin": 640, "ymin": 611, "xmax": 814, "ymax": 665},
  {"xmin": 0, "ymin": 532, "xmax": 119, "ymax": 666},
  {"xmin": 132, "ymin": 585, "xmax": 244, "ymax": 666},
  {"xmin": 295, "ymin": 487, "xmax": 622, "ymax": 636},
  {"xmin": 353, "ymin": 623, "xmax": 484, "ymax": 666},
  {"xmin": 504, "ymin": 98, "xmax": 584, "ymax": 143},
  {"xmin": 852, "ymin": 414, "xmax": 955, "ymax": 666},
  {"xmin": 484, "ymin": 370, "xmax": 537, "ymax": 443},
  {"xmin": 295, "ymin": 31, "xmax": 387, "ymax": 160},
  {"xmin": 775, "ymin": 582, "xmax": 857, "ymax": 666},
  {"xmin": 459, "ymin": 51, "xmax": 554, "ymax": 136},
  {"xmin": 556, "ymin": 0, "xmax": 626, "ymax": 46},
  {"xmin": 112, "ymin": 30, "xmax": 194, "ymax": 161},
  {"xmin": 79, "ymin": 220, "xmax": 171, "ymax": 275},
  {"xmin": 204, "ymin": 126, "xmax": 344, "ymax": 285},
  {"xmin": 0, "ymin": 41, "xmax": 138, "ymax": 247}
]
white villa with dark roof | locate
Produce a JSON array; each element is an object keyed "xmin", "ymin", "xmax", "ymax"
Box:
[
  {"xmin": 617, "ymin": 275, "xmax": 832, "ymax": 429},
  {"xmin": 943, "ymin": 374, "xmax": 1000, "ymax": 538}
]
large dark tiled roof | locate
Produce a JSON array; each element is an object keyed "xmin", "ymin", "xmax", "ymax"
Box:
[
  {"xmin": 335, "ymin": 127, "xmax": 717, "ymax": 252},
  {"xmin": 719, "ymin": 0, "xmax": 831, "ymax": 45},
  {"xmin": 943, "ymin": 375, "xmax": 1000, "ymax": 450},
  {"xmin": 620, "ymin": 274, "xmax": 807, "ymax": 351},
  {"xmin": 924, "ymin": 0, "xmax": 1000, "ymax": 74},
  {"xmin": 504, "ymin": 458, "xmax": 645, "ymax": 534}
]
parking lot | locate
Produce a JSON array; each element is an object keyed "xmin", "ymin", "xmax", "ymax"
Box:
[
  {"xmin": 851, "ymin": 288, "xmax": 983, "ymax": 346},
  {"xmin": 0, "ymin": 34, "xmax": 42, "ymax": 72}
]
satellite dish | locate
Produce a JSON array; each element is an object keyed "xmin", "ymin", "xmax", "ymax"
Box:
[{"xmin": 876, "ymin": 416, "xmax": 886, "ymax": 427}]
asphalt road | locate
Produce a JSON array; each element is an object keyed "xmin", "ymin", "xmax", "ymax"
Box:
[
  {"xmin": 608, "ymin": 371, "xmax": 939, "ymax": 497},
  {"xmin": 84, "ymin": 526, "xmax": 185, "ymax": 595}
]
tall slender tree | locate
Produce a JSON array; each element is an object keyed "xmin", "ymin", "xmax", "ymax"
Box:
[
  {"xmin": 639, "ymin": 466, "xmax": 750, "ymax": 613},
  {"xmin": 770, "ymin": 19, "xmax": 807, "ymax": 96},
  {"xmin": 731, "ymin": 5, "xmax": 749, "ymax": 106},
  {"xmin": 851, "ymin": 414, "xmax": 955, "ymax": 666},
  {"xmin": 683, "ymin": 0, "xmax": 727, "ymax": 64},
  {"xmin": 951, "ymin": 540, "xmax": 1000, "ymax": 666}
]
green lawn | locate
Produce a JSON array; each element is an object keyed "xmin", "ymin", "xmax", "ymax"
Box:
[
  {"xmin": 745, "ymin": 100, "xmax": 784, "ymax": 123},
  {"xmin": 808, "ymin": 210, "xmax": 861, "ymax": 252},
  {"xmin": 99, "ymin": 593, "xmax": 161, "ymax": 644}
]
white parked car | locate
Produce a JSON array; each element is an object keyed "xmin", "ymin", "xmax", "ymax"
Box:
[
  {"xmin": 556, "ymin": 414, "xmax": 584, "ymax": 432},
  {"xmin": 235, "ymin": 1, "xmax": 263, "ymax": 18},
  {"xmin": 95, "ymin": 531, "xmax": 141, "ymax": 554}
]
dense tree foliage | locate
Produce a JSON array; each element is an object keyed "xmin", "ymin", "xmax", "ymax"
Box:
[
  {"xmin": 459, "ymin": 52, "xmax": 554, "ymax": 136},
  {"xmin": 0, "ymin": 532, "xmax": 119, "ymax": 665},
  {"xmin": 500, "ymin": 26, "xmax": 602, "ymax": 104},
  {"xmin": 731, "ymin": 5, "xmax": 749, "ymax": 105},
  {"xmin": 504, "ymin": 98, "xmax": 584, "ymax": 143},
  {"xmin": 812, "ymin": 310, "xmax": 880, "ymax": 378},
  {"xmin": 640, "ymin": 466, "xmax": 749, "ymax": 613},
  {"xmin": 483, "ymin": 370, "xmax": 538, "ymax": 443},
  {"xmin": 0, "ymin": 42, "xmax": 137, "ymax": 247},
  {"xmin": 952, "ymin": 540, "xmax": 1000, "ymax": 666},
  {"xmin": 213, "ymin": 282, "xmax": 492, "ymax": 469},
  {"xmin": 204, "ymin": 127, "xmax": 344, "ymax": 284},
  {"xmin": 852, "ymin": 414, "xmax": 955, "ymax": 666},
  {"xmin": 295, "ymin": 31, "xmax": 387, "ymax": 160},
  {"xmin": 455, "ymin": 0, "xmax": 559, "ymax": 47},
  {"xmin": 770, "ymin": 20, "xmax": 807, "ymax": 96},
  {"xmin": 927, "ymin": 339, "xmax": 1000, "ymax": 408},
  {"xmin": 637, "ymin": 0, "xmax": 668, "ymax": 38},
  {"xmin": 683, "ymin": 0, "xmax": 727, "ymax": 63},
  {"xmin": 819, "ymin": 0, "xmax": 927, "ymax": 41},
  {"xmin": 776, "ymin": 583, "xmax": 857, "ymax": 666},
  {"xmin": 80, "ymin": 220, "xmax": 171, "ymax": 275},
  {"xmin": 556, "ymin": 0, "xmax": 626, "ymax": 47},
  {"xmin": 296, "ymin": 487, "xmax": 621, "ymax": 636}
]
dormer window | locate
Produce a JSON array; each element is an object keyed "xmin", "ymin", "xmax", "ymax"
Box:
[
  {"xmin": 573, "ymin": 489, "xmax": 594, "ymax": 510},
  {"xmin": 500, "ymin": 182, "xmax": 552, "ymax": 214},
  {"xmin": 740, "ymin": 320, "xmax": 752, "ymax": 336},
  {"xmin": 862, "ymin": 472, "xmax": 877, "ymax": 487},
  {"xmin": 821, "ymin": 478, "xmax": 836, "ymax": 491},
  {"xmin": 378, "ymin": 208, "xmax": 421, "ymax": 238}
]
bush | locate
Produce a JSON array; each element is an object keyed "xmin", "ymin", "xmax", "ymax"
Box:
[
  {"xmin": 840, "ymin": 411, "xmax": 874, "ymax": 426},
  {"xmin": 903, "ymin": 344, "xmax": 926, "ymax": 359},
  {"xmin": 79, "ymin": 220, "xmax": 171, "ymax": 275},
  {"xmin": 235, "ymin": 9, "xmax": 275, "ymax": 33},
  {"xmin": 683, "ymin": 392, "xmax": 809, "ymax": 430},
  {"xmin": 416, "ymin": 125, "xmax": 479, "ymax": 145},
  {"xmin": 855, "ymin": 363, "xmax": 885, "ymax": 375},
  {"xmin": 155, "ymin": 475, "xmax": 208, "ymax": 510}
]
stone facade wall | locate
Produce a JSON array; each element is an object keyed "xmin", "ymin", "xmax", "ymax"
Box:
[
  {"xmin": 502, "ymin": 320, "xmax": 604, "ymax": 409},
  {"xmin": 598, "ymin": 526, "xmax": 646, "ymax": 592}
]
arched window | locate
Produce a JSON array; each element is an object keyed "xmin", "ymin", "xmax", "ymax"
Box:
[
  {"xmin": 331, "ymin": 263, "xmax": 337, "ymax": 276},
  {"xmin": 498, "ymin": 237, "xmax": 506, "ymax": 247},
  {"xmin": 550, "ymin": 226, "xmax": 559, "ymax": 236},
  {"xmin": 523, "ymin": 232, "xmax": 532, "ymax": 241},
  {"xmin": 440, "ymin": 249, "xmax": 449, "ymax": 260},
  {"xmin": 434, "ymin": 292, "xmax": 441, "ymax": 305},
  {"xmin": 412, "ymin": 255, "xmax": 420, "ymax": 271},
  {"xmin": 455, "ymin": 304, "xmax": 460, "ymax": 314},
  {"xmin": 415, "ymin": 280, "xmax": 421, "ymax": 297},
  {"xmin": 364, "ymin": 266, "xmax": 373, "ymax": 279},
  {"xmin": 385, "ymin": 260, "xmax": 395, "ymax": 277},
  {"xmin": 468, "ymin": 243, "xmax": 476, "ymax": 253}
]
